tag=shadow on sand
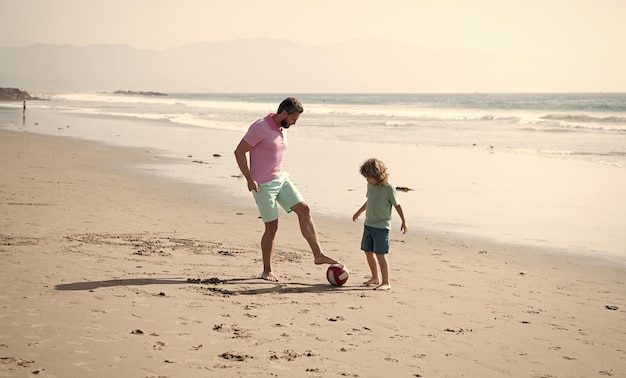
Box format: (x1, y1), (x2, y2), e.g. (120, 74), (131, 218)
(55, 277), (370, 295)
(54, 278), (188, 291)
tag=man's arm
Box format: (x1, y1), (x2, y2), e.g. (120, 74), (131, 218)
(234, 139), (259, 192)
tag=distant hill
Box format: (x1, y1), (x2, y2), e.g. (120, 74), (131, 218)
(0, 40), (622, 93)
(0, 87), (37, 101)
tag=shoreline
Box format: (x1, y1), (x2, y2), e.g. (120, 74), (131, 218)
(1, 123), (621, 267)
(1, 129), (625, 377)
(3, 102), (626, 261)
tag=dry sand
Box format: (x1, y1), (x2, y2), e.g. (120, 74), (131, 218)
(1, 129), (624, 377)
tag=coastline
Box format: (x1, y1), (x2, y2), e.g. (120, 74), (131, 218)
(1, 127), (625, 376)
(4, 102), (626, 260)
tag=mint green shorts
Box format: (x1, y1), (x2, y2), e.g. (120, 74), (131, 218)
(252, 173), (303, 223)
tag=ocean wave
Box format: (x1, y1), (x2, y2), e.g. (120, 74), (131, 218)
(381, 114), (520, 126)
(520, 126), (578, 133)
(539, 149), (577, 155)
(58, 106), (248, 132)
(523, 121), (626, 133)
(521, 124), (612, 133)
(40, 92), (626, 169)
(542, 113), (626, 124)
(513, 148), (626, 163)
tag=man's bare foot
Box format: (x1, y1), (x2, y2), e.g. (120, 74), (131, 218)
(314, 253), (339, 265)
(261, 271), (279, 282)
(374, 284), (391, 291)
(362, 278), (380, 286)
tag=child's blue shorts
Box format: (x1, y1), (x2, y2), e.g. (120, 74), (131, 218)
(360, 225), (390, 254)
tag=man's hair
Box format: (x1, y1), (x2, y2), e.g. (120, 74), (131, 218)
(277, 97), (304, 115)
(360, 158), (389, 185)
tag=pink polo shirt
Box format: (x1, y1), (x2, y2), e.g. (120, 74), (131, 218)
(243, 113), (287, 184)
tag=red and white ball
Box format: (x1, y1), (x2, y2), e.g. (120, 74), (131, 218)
(326, 264), (349, 286)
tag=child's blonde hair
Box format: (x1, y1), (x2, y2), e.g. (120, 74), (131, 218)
(359, 158), (389, 185)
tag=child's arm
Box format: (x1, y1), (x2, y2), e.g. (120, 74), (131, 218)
(394, 204), (407, 234)
(353, 202), (367, 222)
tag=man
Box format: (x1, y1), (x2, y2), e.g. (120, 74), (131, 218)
(234, 97), (339, 281)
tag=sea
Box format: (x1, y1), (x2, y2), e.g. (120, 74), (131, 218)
(1, 92), (625, 262)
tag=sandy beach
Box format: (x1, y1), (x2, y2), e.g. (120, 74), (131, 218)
(1, 128), (625, 377)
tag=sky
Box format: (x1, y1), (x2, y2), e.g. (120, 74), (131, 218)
(1, 0), (625, 92)
(2, 0), (624, 59)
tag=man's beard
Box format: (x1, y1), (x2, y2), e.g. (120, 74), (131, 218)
(281, 119), (290, 129)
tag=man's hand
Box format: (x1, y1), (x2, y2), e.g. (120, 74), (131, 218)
(247, 179), (259, 192)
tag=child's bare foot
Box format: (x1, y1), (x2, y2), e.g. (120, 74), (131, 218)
(374, 284), (391, 291)
(362, 278), (380, 286)
(261, 271), (279, 282)
(314, 253), (339, 265)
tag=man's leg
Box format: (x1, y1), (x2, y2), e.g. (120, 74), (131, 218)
(290, 202), (339, 265)
(261, 220), (279, 281)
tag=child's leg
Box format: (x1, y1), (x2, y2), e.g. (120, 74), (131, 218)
(374, 253), (391, 290)
(363, 251), (379, 285)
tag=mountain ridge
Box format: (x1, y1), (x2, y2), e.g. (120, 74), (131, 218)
(0, 39), (622, 93)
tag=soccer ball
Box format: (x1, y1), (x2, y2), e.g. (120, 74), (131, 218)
(326, 264), (349, 286)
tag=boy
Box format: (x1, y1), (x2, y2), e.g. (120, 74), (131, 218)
(353, 158), (407, 290)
